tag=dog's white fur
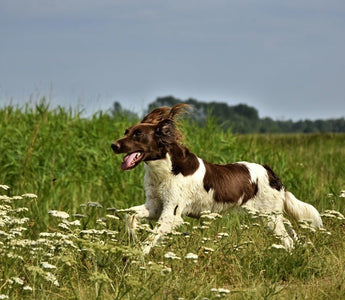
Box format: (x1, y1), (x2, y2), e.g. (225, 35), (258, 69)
(124, 154), (322, 254)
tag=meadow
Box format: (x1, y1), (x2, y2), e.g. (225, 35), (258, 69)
(0, 102), (344, 299)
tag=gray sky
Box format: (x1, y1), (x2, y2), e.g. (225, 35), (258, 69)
(1, 0), (345, 120)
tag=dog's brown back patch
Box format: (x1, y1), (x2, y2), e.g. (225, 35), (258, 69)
(203, 162), (258, 203)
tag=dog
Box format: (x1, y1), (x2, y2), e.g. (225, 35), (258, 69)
(111, 104), (323, 254)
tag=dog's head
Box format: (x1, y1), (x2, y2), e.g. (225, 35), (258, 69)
(111, 104), (190, 170)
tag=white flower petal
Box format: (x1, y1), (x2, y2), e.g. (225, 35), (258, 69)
(21, 193), (37, 199)
(48, 210), (70, 219)
(271, 244), (287, 250)
(185, 253), (198, 260)
(41, 261), (57, 269)
(164, 252), (181, 260)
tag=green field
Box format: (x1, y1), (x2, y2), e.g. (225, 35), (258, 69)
(1, 103), (344, 299)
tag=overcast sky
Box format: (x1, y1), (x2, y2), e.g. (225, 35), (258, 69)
(1, 0), (345, 120)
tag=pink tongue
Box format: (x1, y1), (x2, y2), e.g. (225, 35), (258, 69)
(121, 152), (139, 170)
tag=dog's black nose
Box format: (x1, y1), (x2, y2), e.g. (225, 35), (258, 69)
(111, 142), (120, 153)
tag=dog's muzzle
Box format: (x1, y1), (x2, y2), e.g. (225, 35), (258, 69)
(111, 142), (121, 153)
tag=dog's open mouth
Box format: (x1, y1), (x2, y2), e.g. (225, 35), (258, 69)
(121, 152), (144, 170)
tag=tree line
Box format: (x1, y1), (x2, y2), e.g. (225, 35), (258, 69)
(112, 96), (345, 134)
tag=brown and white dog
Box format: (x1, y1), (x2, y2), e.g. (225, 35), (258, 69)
(111, 104), (322, 254)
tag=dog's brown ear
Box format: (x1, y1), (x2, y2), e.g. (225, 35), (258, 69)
(155, 119), (180, 144)
(141, 103), (191, 124)
(141, 106), (171, 124)
(168, 103), (191, 120)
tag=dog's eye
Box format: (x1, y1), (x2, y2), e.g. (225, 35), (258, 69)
(133, 130), (142, 136)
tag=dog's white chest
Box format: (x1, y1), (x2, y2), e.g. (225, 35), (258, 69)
(144, 155), (227, 217)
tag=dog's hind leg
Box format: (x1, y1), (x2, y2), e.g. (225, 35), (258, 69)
(267, 214), (294, 250)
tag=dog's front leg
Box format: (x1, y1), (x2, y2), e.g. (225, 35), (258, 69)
(142, 204), (184, 255)
(123, 203), (162, 242)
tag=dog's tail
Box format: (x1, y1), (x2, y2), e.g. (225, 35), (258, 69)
(284, 191), (323, 228)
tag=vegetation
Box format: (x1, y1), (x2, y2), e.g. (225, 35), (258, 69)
(143, 96), (345, 133)
(1, 101), (345, 299)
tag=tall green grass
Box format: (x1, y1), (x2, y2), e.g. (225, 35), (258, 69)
(1, 102), (344, 299)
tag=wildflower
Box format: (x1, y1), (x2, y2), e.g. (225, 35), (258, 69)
(164, 251), (181, 260)
(185, 253), (198, 260)
(61, 239), (77, 249)
(339, 190), (345, 198)
(321, 210), (345, 220)
(271, 244), (287, 250)
(58, 223), (70, 230)
(202, 237), (211, 243)
(12, 277), (24, 285)
(21, 193), (37, 199)
(13, 207), (28, 212)
(6, 252), (24, 261)
(217, 232), (229, 238)
(9, 230), (23, 237)
(299, 221), (316, 232)
(0, 230), (9, 237)
(80, 229), (99, 235)
(23, 286), (33, 292)
(136, 223), (153, 232)
(106, 214), (120, 220)
(0, 185), (10, 190)
(68, 220), (81, 226)
(41, 262), (57, 270)
(39, 232), (72, 240)
(202, 247), (214, 254)
(161, 266), (172, 275)
(87, 202), (103, 208)
(319, 227), (332, 235)
(243, 206), (259, 216)
(200, 212), (222, 220)
(72, 213), (86, 218)
(45, 272), (59, 286)
(96, 218), (107, 227)
(193, 225), (209, 230)
(7, 216), (30, 226)
(48, 210), (70, 219)
(211, 288), (230, 295)
(0, 295), (9, 299)
(182, 232), (191, 239)
(217, 288), (230, 294)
